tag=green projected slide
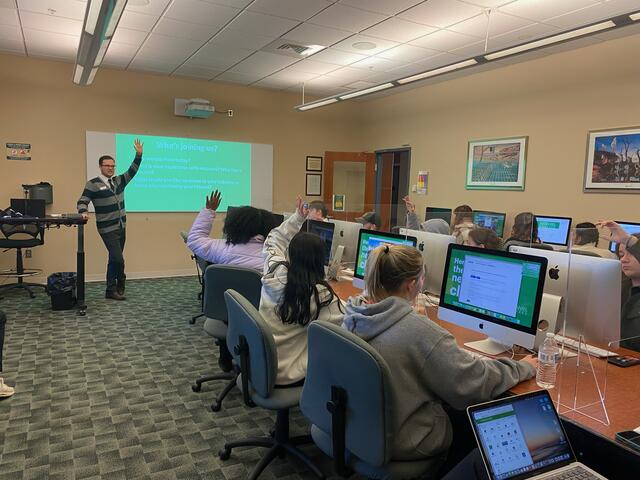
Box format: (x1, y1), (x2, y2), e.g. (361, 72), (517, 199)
(443, 249), (541, 328)
(115, 133), (251, 212)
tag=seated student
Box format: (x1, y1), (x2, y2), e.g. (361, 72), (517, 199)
(466, 227), (503, 250)
(187, 189), (277, 270)
(402, 196), (451, 234)
(355, 211), (380, 231)
(342, 244), (536, 468)
(261, 196), (344, 386)
(451, 205), (475, 244)
(502, 212), (551, 251)
(599, 220), (640, 352)
(307, 200), (328, 222)
(571, 222), (617, 259)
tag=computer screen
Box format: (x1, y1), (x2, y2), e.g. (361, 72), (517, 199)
(399, 228), (455, 295)
(536, 215), (572, 246)
(304, 220), (335, 266)
(609, 221), (640, 252)
(469, 391), (574, 480)
(473, 211), (506, 237)
(425, 207), (452, 224)
(354, 229), (417, 279)
(10, 198), (46, 218)
(329, 219), (363, 265)
(438, 244), (547, 352)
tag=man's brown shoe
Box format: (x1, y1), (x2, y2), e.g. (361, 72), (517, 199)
(105, 291), (126, 300)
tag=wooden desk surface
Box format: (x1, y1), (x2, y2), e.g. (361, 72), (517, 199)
(331, 280), (640, 444)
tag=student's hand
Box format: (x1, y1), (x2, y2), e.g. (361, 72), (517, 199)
(597, 220), (631, 245)
(296, 196), (308, 217)
(402, 196), (416, 213)
(521, 355), (538, 373)
(206, 190), (222, 211)
(134, 138), (144, 155)
(81, 213), (89, 220)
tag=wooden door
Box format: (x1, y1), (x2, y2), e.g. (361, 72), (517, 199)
(323, 151), (376, 222)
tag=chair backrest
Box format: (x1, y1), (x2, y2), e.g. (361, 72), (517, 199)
(203, 265), (262, 321)
(300, 321), (392, 468)
(0, 222), (42, 240)
(224, 289), (278, 399)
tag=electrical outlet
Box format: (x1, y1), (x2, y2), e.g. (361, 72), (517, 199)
(227, 109), (233, 117)
(25, 249), (32, 258)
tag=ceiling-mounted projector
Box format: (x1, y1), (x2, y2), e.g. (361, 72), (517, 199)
(174, 98), (215, 118)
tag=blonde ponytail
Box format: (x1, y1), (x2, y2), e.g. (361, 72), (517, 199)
(365, 245), (423, 302)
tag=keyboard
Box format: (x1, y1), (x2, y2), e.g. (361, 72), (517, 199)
(544, 465), (601, 479)
(552, 334), (618, 358)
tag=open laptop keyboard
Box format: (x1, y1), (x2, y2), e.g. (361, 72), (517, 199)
(545, 465), (600, 479)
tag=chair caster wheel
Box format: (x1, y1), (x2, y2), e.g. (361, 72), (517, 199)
(211, 402), (221, 412)
(218, 448), (231, 460)
(192, 384), (201, 392)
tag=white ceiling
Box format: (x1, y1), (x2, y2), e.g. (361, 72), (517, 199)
(1, 0), (639, 97)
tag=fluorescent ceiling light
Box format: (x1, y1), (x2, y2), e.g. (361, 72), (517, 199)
(297, 98), (339, 111)
(397, 59), (478, 85)
(94, 40), (110, 66)
(338, 83), (394, 100)
(88, 67), (99, 84)
(73, 65), (84, 84)
(85, 0), (102, 35)
(485, 20), (615, 60)
(105, 0), (127, 37)
(630, 12), (640, 21)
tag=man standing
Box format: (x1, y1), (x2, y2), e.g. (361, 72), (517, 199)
(77, 139), (143, 300)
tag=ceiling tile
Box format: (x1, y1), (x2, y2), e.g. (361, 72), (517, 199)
(331, 34), (399, 55)
(376, 43), (440, 62)
(285, 22), (352, 46)
(0, 40), (25, 54)
(215, 70), (264, 85)
(226, 10), (299, 38)
(308, 3), (388, 33)
(0, 7), (19, 26)
(448, 11), (534, 38)
(448, 40), (486, 58)
(487, 22), (559, 51)
(462, 0), (514, 6)
(230, 50), (299, 76)
(125, 0), (171, 16)
(103, 42), (138, 67)
(338, 0), (423, 16)
(20, 10), (82, 36)
(286, 58), (340, 74)
(118, 10), (159, 31)
(190, 43), (253, 69)
(499, 0), (600, 22)
(398, 0), (483, 28)
(350, 55), (405, 72)
(0, 0), (16, 7)
(0, 24), (21, 41)
(259, 68), (318, 85)
(174, 63), (221, 79)
(0, 24), (24, 54)
(17, 0), (86, 20)
(307, 46), (367, 65)
(209, 29), (275, 50)
(165, 0), (240, 27)
(111, 27), (148, 47)
(344, 79), (376, 89)
(129, 59), (178, 74)
(202, 0), (253, 8)
(361, 17), (437, 43)
(323, 65), (369, 83)
(142, 33), (201, 56)
(542, 0), (640, 29)
(411, 51), (464, 69)
(410, 28), (481, 52)
(248, 0), (333, 21)
(23, 28), (79, 59)
(153, 17), (220, 42)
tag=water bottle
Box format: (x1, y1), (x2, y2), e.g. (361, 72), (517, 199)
(536, 333), (560, 389)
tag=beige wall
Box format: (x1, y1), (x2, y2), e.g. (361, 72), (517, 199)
(360, 33), (640, 237)
(0, 54), (363, 280)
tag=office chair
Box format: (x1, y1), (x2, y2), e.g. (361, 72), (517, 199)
(191, 265), (262, 412)
(0, 222), (46, 298)
(300, 321), (443, 479)
(219, 290), (323, 480)
(179, 230), (209, 324)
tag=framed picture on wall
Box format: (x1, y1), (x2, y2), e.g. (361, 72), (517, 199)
(306, 173), (322, 196)
(332, 194), (345, 211)
(465, 136), (528, 190)
(584, 126), (640, 193)
(306, 156), (323, 172)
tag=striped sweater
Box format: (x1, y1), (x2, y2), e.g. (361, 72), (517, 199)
(77, 154), (142, 234)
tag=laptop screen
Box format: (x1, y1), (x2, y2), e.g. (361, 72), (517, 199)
(469, 391), (574, 480)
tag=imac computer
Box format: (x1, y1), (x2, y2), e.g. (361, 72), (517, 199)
(329, 219), (363, 266)
(399, 228), (456, 295)
(535, 215), (572, 246)
(353, 229), (417, 290)
(303, 220), (335, 266)
(425, 207), (452, 224)
(473, 211), (506, 237)
(509, 246), (621, 344)
(438, 244), (547, 355)
(608, 221), (640, 252)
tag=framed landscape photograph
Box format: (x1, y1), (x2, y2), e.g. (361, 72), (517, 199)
(584, 127), (640, 193)
(466, 137), (528, 190)
(306, 155), (323, 172)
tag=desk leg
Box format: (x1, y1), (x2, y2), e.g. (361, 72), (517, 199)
(77, 224), (86, 315)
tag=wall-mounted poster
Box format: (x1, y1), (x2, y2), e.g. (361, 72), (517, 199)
(584, 127), (640, 193)
(466, 137), (527, 190)
(332, 194), (345, 211)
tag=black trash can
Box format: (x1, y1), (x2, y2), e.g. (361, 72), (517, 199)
(47, 272), (77, 310)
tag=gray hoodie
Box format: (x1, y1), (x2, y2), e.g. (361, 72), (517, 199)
(343, 296), (535, 461)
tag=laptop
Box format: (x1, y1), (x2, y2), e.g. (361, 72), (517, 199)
(468, 390), (607, 480)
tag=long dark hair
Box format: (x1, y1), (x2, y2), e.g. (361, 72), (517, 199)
(511, 212), (539, 242)
(224, 206), (265, 245)
(468, 227), (502, 249)
(273, 232), (342, 326)
(452, 204), (473, 227)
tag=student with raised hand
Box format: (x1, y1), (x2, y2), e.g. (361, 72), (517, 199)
(402, 196), (450, 234)
(307, 200), (328, 222)
(342, 244), (537, 468)
(261, 196), (344, 386)
(466, 227), (503, 250)
(451, 204), (475, 244)
(570, 222), (617, 259)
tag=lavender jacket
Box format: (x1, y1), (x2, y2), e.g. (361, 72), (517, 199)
(187, 209), (265, 271)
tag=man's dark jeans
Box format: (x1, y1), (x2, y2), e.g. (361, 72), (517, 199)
(100, 228), (126, 294)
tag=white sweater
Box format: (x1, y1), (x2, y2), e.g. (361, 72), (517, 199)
(259, 210), (344, 385)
